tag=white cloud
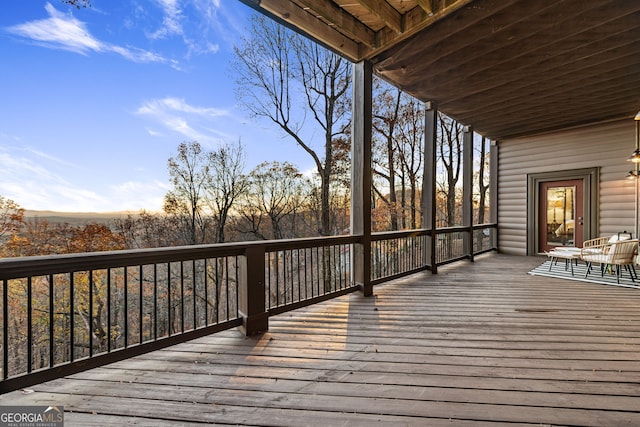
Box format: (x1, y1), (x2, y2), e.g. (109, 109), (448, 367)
(149, 0), (225, 58)
(0, 147), (108, 211)
(0, 146), (166, 212)
(135, 97), (231, 143)
(108, 180), (170, 212)
(150, 0), (184, 40)
(5, 2), (176, 67)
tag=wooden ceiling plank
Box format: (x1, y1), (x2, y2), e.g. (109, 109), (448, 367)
(407, 3), (639, 98)
(431, 29), (639, 111)
(374, 0), (527, 72)
(353, 0), (403, 33)
(457, 79), (640, 138)
(380, 0), (626, 91)
(258, 0), (362, 60)
(294, 0), (377, 48)
(436, 32), (639, 112)
(481, 92), (640, 140)
(370, 0), (477, 59)
(466, 84), (640, 135)
(445, 63), (640, 124)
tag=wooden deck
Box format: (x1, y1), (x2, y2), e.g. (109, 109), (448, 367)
(3, 253), (640, 426)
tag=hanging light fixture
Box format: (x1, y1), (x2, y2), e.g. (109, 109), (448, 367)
(628, 111), (640, 162)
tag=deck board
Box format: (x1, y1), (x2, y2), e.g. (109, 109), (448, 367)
(3, 253), (640, 426)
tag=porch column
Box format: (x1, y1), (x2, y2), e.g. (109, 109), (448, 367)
(422, 101), (438, 274)
(490, 140), (499, 249)
(238, 245), (268, 336)
(351, 60), (373, 296)
(462, 125), (474, 261)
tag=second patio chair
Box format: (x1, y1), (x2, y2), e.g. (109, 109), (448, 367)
(580, 239), (639, 284)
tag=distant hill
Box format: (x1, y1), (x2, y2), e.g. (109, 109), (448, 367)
(23, 210), (136, 225)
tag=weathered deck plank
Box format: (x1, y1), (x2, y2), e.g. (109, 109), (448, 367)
(2, 253), (640, 426)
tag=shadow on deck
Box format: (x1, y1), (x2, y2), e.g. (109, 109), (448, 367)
(2, 253), (640, 426)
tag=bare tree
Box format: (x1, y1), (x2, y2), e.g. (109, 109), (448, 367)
(476, 136), (490, 224)
(437, 113), (463, 226)
(395, 95), (424, 229)
(164, 141), (210, 245)
(206, 141), (248, 243)
(372, 82), (402, 231)
(239, 161), (308, 240)
(233, 15), (351, 236)
(0, 195), (24, 244)
(62, 0), (91, 8)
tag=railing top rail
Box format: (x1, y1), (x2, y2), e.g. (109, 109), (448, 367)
(436, 223), (498, 234)
(0, 234), (363, 280)
(262, 235), (361, 252)
(371, 229), (430, 241)
(370, 223), (497, 240)
(0, 225), (498, 280)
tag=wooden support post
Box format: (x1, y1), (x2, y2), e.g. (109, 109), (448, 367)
(462, 125), (474, 261)
(490, 140), (499, 249)
(238, 245), (268, 336)
(351, 60), (373, 296)
(422, 101), (438, 273)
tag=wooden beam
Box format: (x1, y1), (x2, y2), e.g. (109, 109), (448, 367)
(462, 126), (474, 261)
(238, 246), (268, 336)
(294, 0), (377, 47)
(368, 0), (475, 59)
(353, 0), (403, 33)
(422, 101), (438, 274)
(258, 0), (362, 61)
(351, 60), (373, 296)
(415, 0), (434, 15)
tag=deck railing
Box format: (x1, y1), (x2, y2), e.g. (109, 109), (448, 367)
(0, 224), (496, 393)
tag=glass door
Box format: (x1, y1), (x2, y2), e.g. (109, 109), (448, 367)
(539, 179), (584, 252)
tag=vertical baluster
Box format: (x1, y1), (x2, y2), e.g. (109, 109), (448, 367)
(203, 259), (208, 326)
(214, 259), (219, 324)
(49, 274), (54, 367)
(275, 252), (280, 306)
(282, 251), (291, 304)
(309, 248), (314, 298)
(167, 263), (172, 336)
(2, 279), (7, 379)
(69, 273), (75, 362)
(27, 276), (32, 373)
(139, 265), (143, 344)
(107, 269), (111, 352)
(192, 259), (197, 330)
(266, 252), (271, 310)
(153, 264), (157, 340)
(124, 267), (128, 348)
(339, 244), (343, 289)
(304, 248), (309, 299)
(297, 248), (301, 302)
(233, 255), (238, 319)
(89, 271), (93, 357)
(180, 262), (185, 333)
(224, 257), (231, 320)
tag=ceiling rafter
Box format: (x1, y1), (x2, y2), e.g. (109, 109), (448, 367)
(294, 0), (377, 48)
(257, 0), (361, 60)
(414, 0), (434, 14)
(352, 0), (404, 33)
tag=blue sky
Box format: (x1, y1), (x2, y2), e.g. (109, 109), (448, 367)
(0, 1), (308, 212)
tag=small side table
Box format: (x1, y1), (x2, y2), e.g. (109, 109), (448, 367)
(546, 248), (582, 276)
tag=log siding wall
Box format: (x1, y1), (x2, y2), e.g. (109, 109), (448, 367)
(498, 119), (636, 255)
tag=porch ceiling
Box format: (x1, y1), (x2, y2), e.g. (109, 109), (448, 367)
(241, 0), (640, 140)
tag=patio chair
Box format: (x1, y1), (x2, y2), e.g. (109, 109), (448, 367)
(580, 233), (633, 256)
(580, 239), (639, 284)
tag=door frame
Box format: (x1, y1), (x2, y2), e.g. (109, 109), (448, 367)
(527, 168), (599, 255)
